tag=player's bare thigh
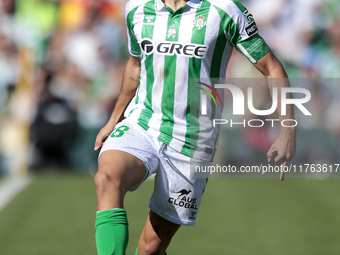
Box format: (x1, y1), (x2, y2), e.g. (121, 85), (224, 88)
(138, 210), (181, 255)
(95, 150), (146, 211)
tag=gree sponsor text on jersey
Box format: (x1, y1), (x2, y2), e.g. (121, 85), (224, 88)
(140, 38), (209, 58)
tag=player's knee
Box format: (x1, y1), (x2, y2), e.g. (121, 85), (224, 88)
(94, 171), (108, 194)
(94, 170), (121, 195)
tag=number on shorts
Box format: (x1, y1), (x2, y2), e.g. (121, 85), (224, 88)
(111, 125), (129, 138)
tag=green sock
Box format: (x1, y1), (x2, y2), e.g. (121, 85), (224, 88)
(135, 248), (167, 255)
(95, 208), (129, 255)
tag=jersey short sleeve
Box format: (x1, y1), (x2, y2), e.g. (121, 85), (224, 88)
(125, 1), (142, 57)
(224, 0), (270, 63)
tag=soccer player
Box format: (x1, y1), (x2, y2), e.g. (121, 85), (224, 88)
(93, 0), (296, 254)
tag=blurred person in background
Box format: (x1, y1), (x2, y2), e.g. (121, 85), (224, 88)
(0, 0), (18, 173)
(26, 0), (127, 170)
(30, 67), (78, 167)
(0, 0), (17, 114)
(0, 35), (17, 115)
(0, 0), (16, 41)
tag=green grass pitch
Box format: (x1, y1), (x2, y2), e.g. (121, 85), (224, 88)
(0, 173), (339, 255)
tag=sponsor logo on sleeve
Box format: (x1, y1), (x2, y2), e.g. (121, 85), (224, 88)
(245, 22), (258, 37)
(243, 10), (258, 37)
(243, 10), (254, 23)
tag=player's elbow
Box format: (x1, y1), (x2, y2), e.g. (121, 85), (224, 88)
(256, 52), (288, 79)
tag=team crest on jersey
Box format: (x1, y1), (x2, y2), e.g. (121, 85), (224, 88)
(167, 24), (176, 38)
(145, 15), (155, 23)
(193, 15), (207, 30)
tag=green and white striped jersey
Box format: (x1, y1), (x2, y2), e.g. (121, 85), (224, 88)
(124, 0), (269, 161)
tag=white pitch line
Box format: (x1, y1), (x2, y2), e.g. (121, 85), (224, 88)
(0, 176), (32, 211)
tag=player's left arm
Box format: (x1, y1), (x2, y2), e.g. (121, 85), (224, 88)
(226, 0), (296, 180)
(254, 51), (297, 181)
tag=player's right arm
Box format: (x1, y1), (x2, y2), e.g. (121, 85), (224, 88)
(94, 55), (141, 151)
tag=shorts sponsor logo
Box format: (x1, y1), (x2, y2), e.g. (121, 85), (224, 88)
(139, 38), (209, 59)
(174, 189), (192, 199)
(168, 189), (198, 210)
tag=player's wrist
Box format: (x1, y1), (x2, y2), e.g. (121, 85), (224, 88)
(279, 126), (296, 136)
(107, 118), (119, 128)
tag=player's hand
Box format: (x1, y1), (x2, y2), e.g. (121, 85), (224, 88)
(267, 128), (296, 181)
(94, 122), (116, 151)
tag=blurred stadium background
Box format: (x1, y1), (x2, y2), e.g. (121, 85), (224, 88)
(0, 0), (339, 254)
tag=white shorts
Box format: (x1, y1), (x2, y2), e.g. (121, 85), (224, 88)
(99, 118), (210, 226)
